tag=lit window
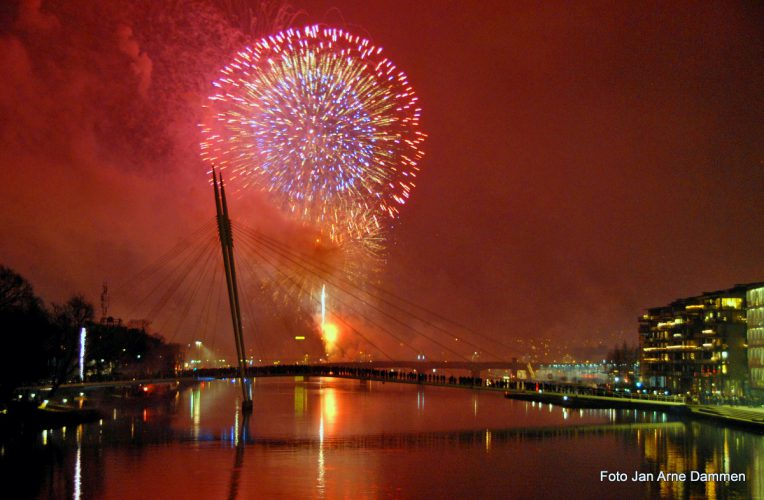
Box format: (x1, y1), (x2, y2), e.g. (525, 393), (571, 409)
(721, 298), (742, 309)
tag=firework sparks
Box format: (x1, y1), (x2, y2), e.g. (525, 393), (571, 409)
(200, 24), (426, 244)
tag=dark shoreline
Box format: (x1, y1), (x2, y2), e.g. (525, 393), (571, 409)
(0, 401), (101, 441)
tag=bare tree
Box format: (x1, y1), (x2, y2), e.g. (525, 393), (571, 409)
(47, 295), (94, 395)
(0, 265), (41, 313)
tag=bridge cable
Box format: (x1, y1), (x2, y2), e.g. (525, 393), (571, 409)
(239, 225), (512, 359)
(143, 235), (218, 329)
(227, 244), (270, 362)
(154, 236), (220, 344)
(233, 225), (456, 361)
(234, 225), (480, 360)
(115, 219), (217, 310)
(233, 230), (396, 361)
(233, 229), (396, 361)
(121, 219), (217, 323)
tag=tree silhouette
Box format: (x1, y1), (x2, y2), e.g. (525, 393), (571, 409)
(0, 266), (50, 403)
(47, 295), (94, 395)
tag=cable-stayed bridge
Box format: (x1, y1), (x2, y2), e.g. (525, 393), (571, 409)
(112, 170), (520, 407)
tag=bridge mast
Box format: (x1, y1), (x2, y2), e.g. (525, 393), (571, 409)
(212, 168), (253, 411)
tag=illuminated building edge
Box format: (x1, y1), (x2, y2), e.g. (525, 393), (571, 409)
(638, 282), (764, 398)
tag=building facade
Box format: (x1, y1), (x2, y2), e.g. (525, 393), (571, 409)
(638, 283), (764, 398)
(747, 285), (764, 394)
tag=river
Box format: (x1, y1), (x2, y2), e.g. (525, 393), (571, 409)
(3, 377), (762, 499)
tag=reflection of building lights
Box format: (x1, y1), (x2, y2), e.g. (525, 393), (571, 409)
(234, 407), (239, 446)
(294, 383), (307, 417)
(190, 387), (201, 438)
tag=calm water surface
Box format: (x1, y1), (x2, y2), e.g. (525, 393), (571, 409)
(4, 377), (763, 499)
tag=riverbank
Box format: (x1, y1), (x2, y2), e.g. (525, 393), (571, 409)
(504, 389), (686, 412)
(504, 389), (764, 431)
(0, 401), (101, 439)
(688, 404), (764, 430)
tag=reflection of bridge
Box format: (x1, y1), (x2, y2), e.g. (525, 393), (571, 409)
(232, 421), (690, 450)
(91, 417), (689, 450)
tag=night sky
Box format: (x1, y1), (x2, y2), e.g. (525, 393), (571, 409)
(1, 1), (763, 360)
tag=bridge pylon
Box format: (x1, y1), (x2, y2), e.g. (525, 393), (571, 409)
(212, 168), (253, 412)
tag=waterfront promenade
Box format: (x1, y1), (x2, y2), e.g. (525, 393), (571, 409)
(689, 405), (764, 427)
(503, 389), (764, 431)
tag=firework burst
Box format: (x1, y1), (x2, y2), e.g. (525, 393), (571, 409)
(200, 24), (426, 244)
